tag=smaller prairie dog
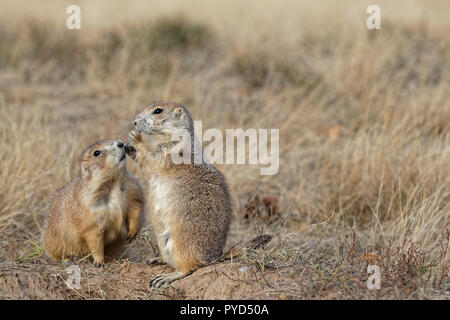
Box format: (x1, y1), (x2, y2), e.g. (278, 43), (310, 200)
(43, 139), (144, 266)
(127, 102), (232, 288)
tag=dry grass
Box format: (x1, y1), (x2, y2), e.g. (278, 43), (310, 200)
(0, 0), (449, 299)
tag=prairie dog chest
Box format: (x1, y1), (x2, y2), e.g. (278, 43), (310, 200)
(149, 175), (175, 263)
(108, 184), (127, 215)
(94, 183), (128, 228)
(149, 175), (174, 219)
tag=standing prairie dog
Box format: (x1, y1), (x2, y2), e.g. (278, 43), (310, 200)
(126, 102), (232, 288)
(43, 139), (144, 266)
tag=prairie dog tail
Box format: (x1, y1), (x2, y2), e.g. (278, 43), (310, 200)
(219, 234), (273, 261)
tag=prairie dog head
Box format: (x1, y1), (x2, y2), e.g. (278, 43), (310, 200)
(133, 102), (194, 138)
(80, 139), (126, 179)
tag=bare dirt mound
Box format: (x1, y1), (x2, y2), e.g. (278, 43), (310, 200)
(0, 230), (289, 300)
(0, 258), (296, 300)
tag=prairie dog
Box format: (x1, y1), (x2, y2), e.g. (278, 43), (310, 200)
(43, 139), (144, 266)
(127, 102), (232, 287)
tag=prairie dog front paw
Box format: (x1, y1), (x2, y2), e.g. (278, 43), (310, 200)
(124, 143), (137, 160)
(128, 130), (142, 143)
(127, 224), (139, 242)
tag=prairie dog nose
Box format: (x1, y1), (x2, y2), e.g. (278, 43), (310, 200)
(117, 141), (124, 148)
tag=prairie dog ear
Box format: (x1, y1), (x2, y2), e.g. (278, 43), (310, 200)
(174, 107), (184, 118)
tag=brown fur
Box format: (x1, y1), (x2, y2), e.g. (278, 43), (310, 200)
(127, 102), (232, 287)
(43, 139), (144, 266)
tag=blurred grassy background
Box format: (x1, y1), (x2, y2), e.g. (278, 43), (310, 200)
(0, 0), (448, 299)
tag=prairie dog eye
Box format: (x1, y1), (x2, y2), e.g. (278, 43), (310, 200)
(153, 108), (163, 114)
(93, 150), (101, 157)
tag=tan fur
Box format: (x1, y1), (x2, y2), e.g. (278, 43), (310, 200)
(127, 102), (232, 287)
(43, 139), (144, 266)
